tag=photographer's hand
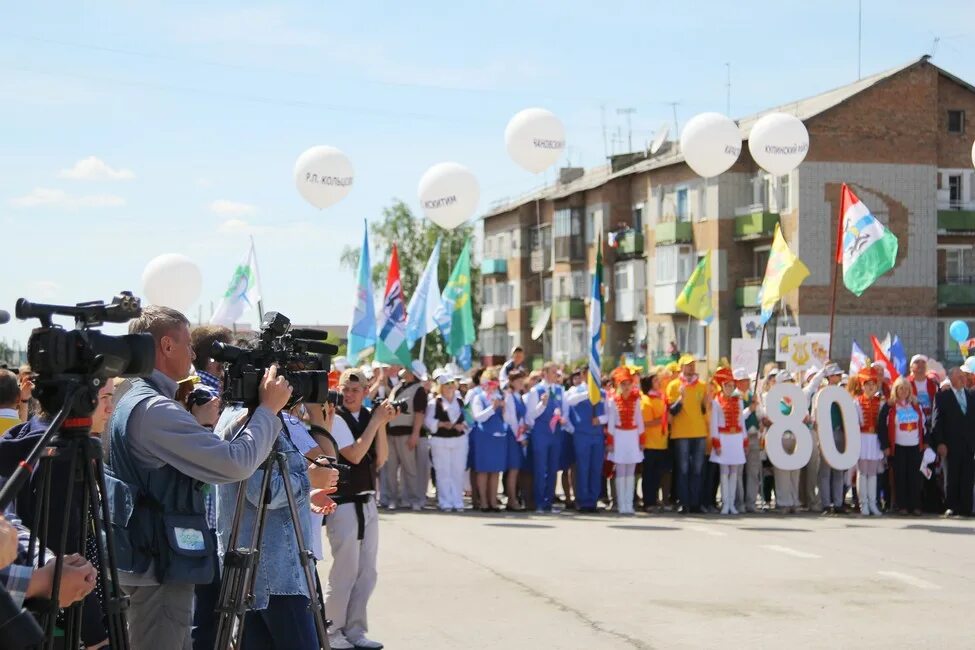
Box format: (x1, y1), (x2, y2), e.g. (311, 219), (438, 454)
(309, 490), (337, 515)
(0, 516), (18, 569)
(308, 463), (340, 492)
(376, 401), (397, 424)
(28, 554), (96, 607)
(259, 365), (293, 414)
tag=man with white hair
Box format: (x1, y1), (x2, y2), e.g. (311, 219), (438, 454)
(908, 355), (938, 431)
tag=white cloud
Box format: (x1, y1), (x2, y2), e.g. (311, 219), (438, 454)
(9, 188), (125, 209)
(210, 200), (258, 217)
(59, 156), (135, 181)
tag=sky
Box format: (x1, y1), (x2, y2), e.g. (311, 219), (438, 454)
(1, 1), (974, 347)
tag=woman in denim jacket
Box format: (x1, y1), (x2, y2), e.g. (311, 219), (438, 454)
(216, 408), (319, 649)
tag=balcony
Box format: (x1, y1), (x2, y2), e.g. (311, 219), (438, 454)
(481, 258), (507, 276)
(478, 308), (508, 330)
(654, 220), (692, 246)
(937, 210), (975, 233)
(938, 277), (975, 307)
(613, 228), (644, 258)
(530, 248), (551, 273)
(734, 208), (779, 240)
(553, 299), (586, 320)
(735, 278), (763, 309)
(614, 289), (641, 322)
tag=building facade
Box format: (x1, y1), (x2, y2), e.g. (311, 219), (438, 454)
(479, 56), (975, 369)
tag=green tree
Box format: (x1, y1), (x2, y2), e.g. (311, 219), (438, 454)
(340, 199), (479, 369)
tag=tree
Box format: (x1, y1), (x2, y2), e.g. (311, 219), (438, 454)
(340, 199), (479, 369)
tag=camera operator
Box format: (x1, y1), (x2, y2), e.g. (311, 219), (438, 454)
(106, 306), (292, 649)
(214, 396), (340, 649)
(190, 325), (232, 393)
(325, 368), (393, 650)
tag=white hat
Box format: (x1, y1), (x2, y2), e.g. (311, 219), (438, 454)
(824, 363), (843, 377)
(767, 368), (780, 377)
(432, 367), (457, 385)
(399, 360), (429, 382)
(910, 354), (928, 366)
(732, 368), (749, 381)
(333, 356), (350, 372)
(804, 367), (820, 382)
(360, 365), (374, 381)
(778, 371), (795, 383)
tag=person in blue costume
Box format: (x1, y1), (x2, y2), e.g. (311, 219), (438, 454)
(523, 363), (570, 513)
(471, 367), (508, 511)
(566, 368), (608, 513)
(502, 369), (529, 511)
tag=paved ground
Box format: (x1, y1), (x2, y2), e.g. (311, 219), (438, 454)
(319, 509), (975, 649)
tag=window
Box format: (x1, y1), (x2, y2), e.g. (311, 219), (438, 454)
(555, 321), (571, 361)
(754, 246), (771, 278)
(949, 174), (963, 207)
(676, 188), (689, 222)
(633, 203), (645, 230)
(484, 236), (495, 259)
(483, 283), (495, 308)
(497, 232), (509, 257)
(543, 278), (553, 302)
(779, 174), (791, 212)
(554, 209), (571, 238)
(571, 322), (586, 360)
(948, 110), (965, 134)
(764, 176), (775, 211)
(572, 271), (587, 298)
(509, 228), (521, 254)
(696, 185), (707, 221)
(655, 245), (694, 285)
(615, 264), (630, 291)
(946, 247), (974, 282)
(585, 208), (603, 244)
(676, 322), (706, 358)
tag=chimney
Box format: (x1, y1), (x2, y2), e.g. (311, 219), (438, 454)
(559, 167), (584, 185)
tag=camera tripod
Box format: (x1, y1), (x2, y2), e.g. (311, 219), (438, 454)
(213, 413), (330, 650)
(0, 379), (130, 650)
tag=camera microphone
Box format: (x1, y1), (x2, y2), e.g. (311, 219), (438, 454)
(0, 310), (9, 325)
(289, 328), (329, 341)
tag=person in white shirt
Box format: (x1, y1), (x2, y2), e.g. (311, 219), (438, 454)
(424, 369), (468, 512)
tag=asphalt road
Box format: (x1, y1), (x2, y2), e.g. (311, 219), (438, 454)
(319, 509), (975, 649)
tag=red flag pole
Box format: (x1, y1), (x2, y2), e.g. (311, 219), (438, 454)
(827, 185), (847, 359)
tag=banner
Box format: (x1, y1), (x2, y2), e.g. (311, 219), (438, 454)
(785, 333), (830, 374)
(731, 338), (759, 374)
(775, 326), (800, 362)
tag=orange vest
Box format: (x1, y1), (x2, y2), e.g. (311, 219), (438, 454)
(716, 394), (742, 434)
(858, 394), (881, 433)
(614, 388), (640, 430)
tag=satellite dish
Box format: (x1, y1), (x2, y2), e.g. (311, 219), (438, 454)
(649, 123), (670, 155)
(531, 306), (551, 341)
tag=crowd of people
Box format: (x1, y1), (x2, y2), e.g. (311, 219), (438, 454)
(361, 346), (975, 521)
(0, 325), (973, 650)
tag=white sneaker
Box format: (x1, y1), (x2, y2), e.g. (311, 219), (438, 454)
(385, 503), (396, 511)
(349, 635), (384, 649)
(328, 633), (356, 649)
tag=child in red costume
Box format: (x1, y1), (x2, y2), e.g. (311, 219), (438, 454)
(607, 367), (645, 515)
(709, 367), (747, 515)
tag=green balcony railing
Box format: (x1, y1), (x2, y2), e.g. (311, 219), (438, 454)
(654, 221), (692, 246)
(938, 282), (975, 307)
(482, 258), (507, 275)
(735, 282), (762, 309)
(553, 299), (586, 320)
(734, 210), (779, 240)
(616, 229), (644, 256)
(937, 210), (975, 232)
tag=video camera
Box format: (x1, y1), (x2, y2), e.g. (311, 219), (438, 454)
(16, 292), (155, 416)
(212, 311), (340, 409)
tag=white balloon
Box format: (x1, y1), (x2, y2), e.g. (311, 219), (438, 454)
(748, 112), (809, 176)
(418, 162), (480, 230)
(142, 253), (202, 311)
(505, 108), (565, 174)
(294, 145), (354, 209)
(679, 112), (741, 178)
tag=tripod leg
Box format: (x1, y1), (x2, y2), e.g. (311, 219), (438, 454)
(45, 440), (80, 650)
(274, 453), (330, 650)
(88, 446), (132, 650)
(64, 438), (89, 649)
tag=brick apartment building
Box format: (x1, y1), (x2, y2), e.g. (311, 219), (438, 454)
(478, 56), (975, 370)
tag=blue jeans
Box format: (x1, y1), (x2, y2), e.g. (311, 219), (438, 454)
(242, 595), (319, 649)
(573, 432), (605, 509)
(531, 430), (561, 510)
(641, 449), (670, 507)
(673, 438), (706, 509)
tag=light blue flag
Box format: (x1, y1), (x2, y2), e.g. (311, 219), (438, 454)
(457, 345), (472, 371)
(347, 222), (377, 362)
(405, 238), (442, 349)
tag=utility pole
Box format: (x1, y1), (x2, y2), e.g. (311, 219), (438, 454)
(617, 107), (637, 153)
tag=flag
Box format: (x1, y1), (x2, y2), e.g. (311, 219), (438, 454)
(457, 344), (473, 371)
(347, 222), (377, 362)
(435, 239), (476, 356)
(675, 251), (713, 324)
(757, 224), (810, 324)
(375, 245), (412, 367)
(871, 334), (899, 381)
(587, 234), (605, 404)
(405, 237), (443, 349)
(849, 339), (869, 376)
(838, 184), (898, 296)
(211, 241), (261, 327)
(889, 335), (908, 377)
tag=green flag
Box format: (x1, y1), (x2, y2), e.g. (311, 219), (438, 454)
(435, 239), (476, 356)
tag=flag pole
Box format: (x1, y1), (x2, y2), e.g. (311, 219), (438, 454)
(250, 235), (265, 322)
(419, 333), (427, 365)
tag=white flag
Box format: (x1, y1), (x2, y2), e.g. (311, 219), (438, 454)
(211, 243), (261, 327)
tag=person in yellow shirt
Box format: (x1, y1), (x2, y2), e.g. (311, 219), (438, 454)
(665, 355), (709, 514)
(0, 370), (23, 435)
(640, 369), (669, 512)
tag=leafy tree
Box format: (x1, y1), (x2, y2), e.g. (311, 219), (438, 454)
(340, 199), (479, 369)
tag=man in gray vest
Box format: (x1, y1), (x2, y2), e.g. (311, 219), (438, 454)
(381, 361), (428, 510)
(107, 306), (292, 649)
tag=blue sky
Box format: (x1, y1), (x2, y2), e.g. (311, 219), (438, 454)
(1, 1), (973, 346)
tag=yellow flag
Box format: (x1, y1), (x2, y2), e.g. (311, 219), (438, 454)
(758, 224), (809, 322)
(675, 251), (713, 324)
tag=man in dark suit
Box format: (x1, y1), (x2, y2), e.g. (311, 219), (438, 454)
(931, 367), (975, 517)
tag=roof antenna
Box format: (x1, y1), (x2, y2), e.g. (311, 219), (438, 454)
(857, 0), (862, 80)
(931, 36), (940, 57)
